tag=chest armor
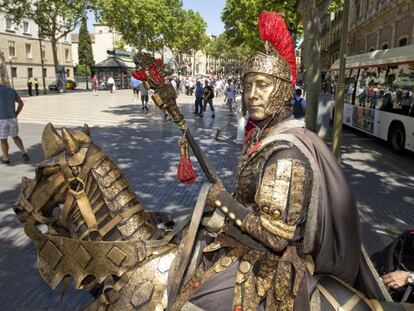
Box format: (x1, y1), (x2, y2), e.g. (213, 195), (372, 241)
(236, 131), (290, 207)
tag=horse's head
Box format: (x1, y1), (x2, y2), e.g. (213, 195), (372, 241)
(14, 123), (93, 231)
(15, 123), (157, 241)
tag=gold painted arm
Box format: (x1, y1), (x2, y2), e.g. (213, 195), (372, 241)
(241, 157), (311, 252)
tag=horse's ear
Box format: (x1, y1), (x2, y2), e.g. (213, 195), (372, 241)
(83, 124), (91, 137)
(42, 123), (65, 159)
(62, 127), (80, 156)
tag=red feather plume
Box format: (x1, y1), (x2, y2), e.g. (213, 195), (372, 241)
(132, 70), (148, 81)
(258, 12), (297, 86)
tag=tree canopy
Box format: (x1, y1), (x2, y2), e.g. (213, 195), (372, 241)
(78, 15), (94, 73)
(92, 0), (207, 55)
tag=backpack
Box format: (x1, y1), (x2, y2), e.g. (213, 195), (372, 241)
(292, 97), (303, 118)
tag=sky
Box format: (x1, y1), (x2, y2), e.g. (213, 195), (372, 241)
(182, 0), (226, 36)
(86, 0), (226, 36)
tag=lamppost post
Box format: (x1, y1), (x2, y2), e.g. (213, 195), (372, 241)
(8, 56), (14, 88)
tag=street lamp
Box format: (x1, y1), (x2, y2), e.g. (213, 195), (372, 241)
(8, 56), (14, 88)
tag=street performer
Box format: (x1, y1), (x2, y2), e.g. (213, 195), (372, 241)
(169, 12), (393, 311)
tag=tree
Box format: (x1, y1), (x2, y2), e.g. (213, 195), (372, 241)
(78, 15), (94, 73)
(94, 0), (176, 53)
(93, 0), (208, 72)
(171, 9), (208, 71)
(3, 0), (87, 75)
(0, 52), (11, 86)
(221, 0), (342, 132)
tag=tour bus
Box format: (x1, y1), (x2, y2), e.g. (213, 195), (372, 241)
(330, 44), (414, 153)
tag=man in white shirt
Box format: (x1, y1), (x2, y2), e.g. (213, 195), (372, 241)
(224, 79), (235, 115)
(107, 76), (115, 93)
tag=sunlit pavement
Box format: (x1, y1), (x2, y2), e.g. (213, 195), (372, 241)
(0, 89), (413, 309)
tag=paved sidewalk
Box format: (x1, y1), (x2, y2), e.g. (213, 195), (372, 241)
(0, 90), (413, 310)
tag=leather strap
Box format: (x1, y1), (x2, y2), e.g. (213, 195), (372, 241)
(75, 191), (99, 234)
(30, 172), (65, 212)
(97, 204), (144, 238)
(316, 283), (341, 310)
(78, 150), (106, 180)
(61, 194), (75, 228)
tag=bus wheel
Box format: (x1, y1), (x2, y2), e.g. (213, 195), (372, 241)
(388, 123), (405, 154)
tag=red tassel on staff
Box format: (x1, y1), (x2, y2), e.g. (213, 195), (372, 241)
(177, 138), (197, 183)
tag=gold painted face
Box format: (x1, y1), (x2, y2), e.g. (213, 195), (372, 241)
(243, 73), (276, 121)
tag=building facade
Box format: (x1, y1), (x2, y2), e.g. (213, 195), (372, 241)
(0, 11), (74, 91)
(320, 11), (343, 78)
(348, 0), (414, 54)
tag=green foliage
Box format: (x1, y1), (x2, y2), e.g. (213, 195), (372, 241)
(93, 0), (207, 55)
(221, 0), (302, 53)
(78, 15), (94, 68)
(75, 63), (90, 75)
(172, 10), (207, 54)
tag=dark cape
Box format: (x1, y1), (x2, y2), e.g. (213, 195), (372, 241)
(286, 127), (390, 301)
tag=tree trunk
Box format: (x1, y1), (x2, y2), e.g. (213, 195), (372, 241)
(51, 37), (60, 75)
(299, 0), (322, 132)
(0, 52), (11, 86)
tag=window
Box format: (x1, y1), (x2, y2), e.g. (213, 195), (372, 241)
(8, 41), (16, 57)
(64, 48), (70, 62)
(42, 68), (47, 77)
(66, 69), (70, 77)
(5, 18), (13, 31)
(41, 46), (46, 60)
(399, 37), (408, 47)
(11, 67), (17, 78)
(26, 44), (32, 59)
(23, 21), (30, 34)
(27, 68), (33, 78)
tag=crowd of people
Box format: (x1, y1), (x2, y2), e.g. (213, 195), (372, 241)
(350, 85), (414, 116)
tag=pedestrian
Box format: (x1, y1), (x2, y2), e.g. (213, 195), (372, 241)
(0, 81), (30, 164)
(131, 76), (140, 102)
(224, 79), (235, 115)
(34, 77), (39, 96)
(139, 80), (149, 111)
(107, 76), (115, 93)
(27, 76), (33, 96)
(358, 85), (366, 107)
(194, 81), (203, 115)
(200, 79), (215, 118)
(91, 74), (99, 96)
(291, 88), (307, 119)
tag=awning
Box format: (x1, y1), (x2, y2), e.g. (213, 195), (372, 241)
(91, 56), (135, 71)
(330, 44), (414, 70)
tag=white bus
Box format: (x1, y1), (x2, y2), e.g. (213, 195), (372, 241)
(330, 44), (414, 153)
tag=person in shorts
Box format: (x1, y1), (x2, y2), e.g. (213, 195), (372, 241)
(91, 74), (99, 96)
(0, 81), (30, 164)
(224, 79), (235, 115)
(139, 81), (149, 111)
(131, 76), (141, 103)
